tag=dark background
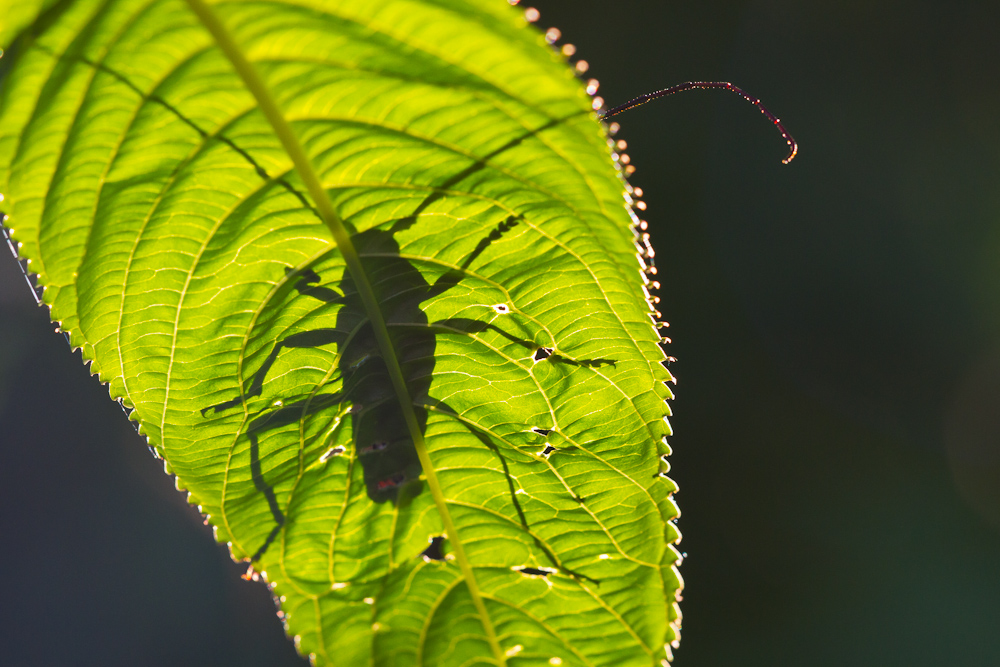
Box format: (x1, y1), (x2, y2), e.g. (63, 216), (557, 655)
(2, 0), (999, 664)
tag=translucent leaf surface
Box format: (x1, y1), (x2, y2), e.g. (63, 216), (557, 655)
(0, 0), (681, 664)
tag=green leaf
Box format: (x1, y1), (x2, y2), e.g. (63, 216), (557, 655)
(0, 0), (681, 664)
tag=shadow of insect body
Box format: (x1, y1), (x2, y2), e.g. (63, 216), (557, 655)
(204, 216), (613, 561)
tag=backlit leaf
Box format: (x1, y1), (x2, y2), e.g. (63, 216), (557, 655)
(0, 1), (681, 664)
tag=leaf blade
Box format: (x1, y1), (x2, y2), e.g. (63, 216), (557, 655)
(0, 1), (681, 664)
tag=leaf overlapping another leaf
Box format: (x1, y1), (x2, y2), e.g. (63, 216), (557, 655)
(0, 0), (682, 664)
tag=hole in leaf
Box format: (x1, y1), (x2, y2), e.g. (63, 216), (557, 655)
(320, 445), (345, 462)
(421, 536), (446, 561)
(541, 444), (556, 457)
(514, 566), (555, 577)
(531, 427), (552, 436)
(506, 644), (524, 657)
(533, 347), (552, 361)
(492, 303), (510, 314)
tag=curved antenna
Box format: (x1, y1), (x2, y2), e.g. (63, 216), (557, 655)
(600, 81), (798, 164)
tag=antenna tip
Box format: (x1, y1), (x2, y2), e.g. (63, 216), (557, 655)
(782, 142), (799, 164)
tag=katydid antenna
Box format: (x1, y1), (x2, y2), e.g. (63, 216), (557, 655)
(601, 81), (798, 164)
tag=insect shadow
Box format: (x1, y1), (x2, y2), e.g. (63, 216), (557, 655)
(16, 50), (618, 574)
(192, 108), (613, 561)
(203, 213), (615, 560)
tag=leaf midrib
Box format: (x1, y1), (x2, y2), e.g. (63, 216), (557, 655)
(180, 0), (506, 664)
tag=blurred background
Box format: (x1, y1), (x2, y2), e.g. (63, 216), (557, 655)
(2, 0), (999, 664)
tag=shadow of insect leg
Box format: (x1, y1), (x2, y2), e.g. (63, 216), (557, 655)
(426, 215), (523, 299)
(286, 266), (343, 303)
(432, 318), (617, 368)
(247, 428), (284, 562)
(202, 328), (347, 416)
(437, 408), (599, 585)
(242, 391), (345, 561)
